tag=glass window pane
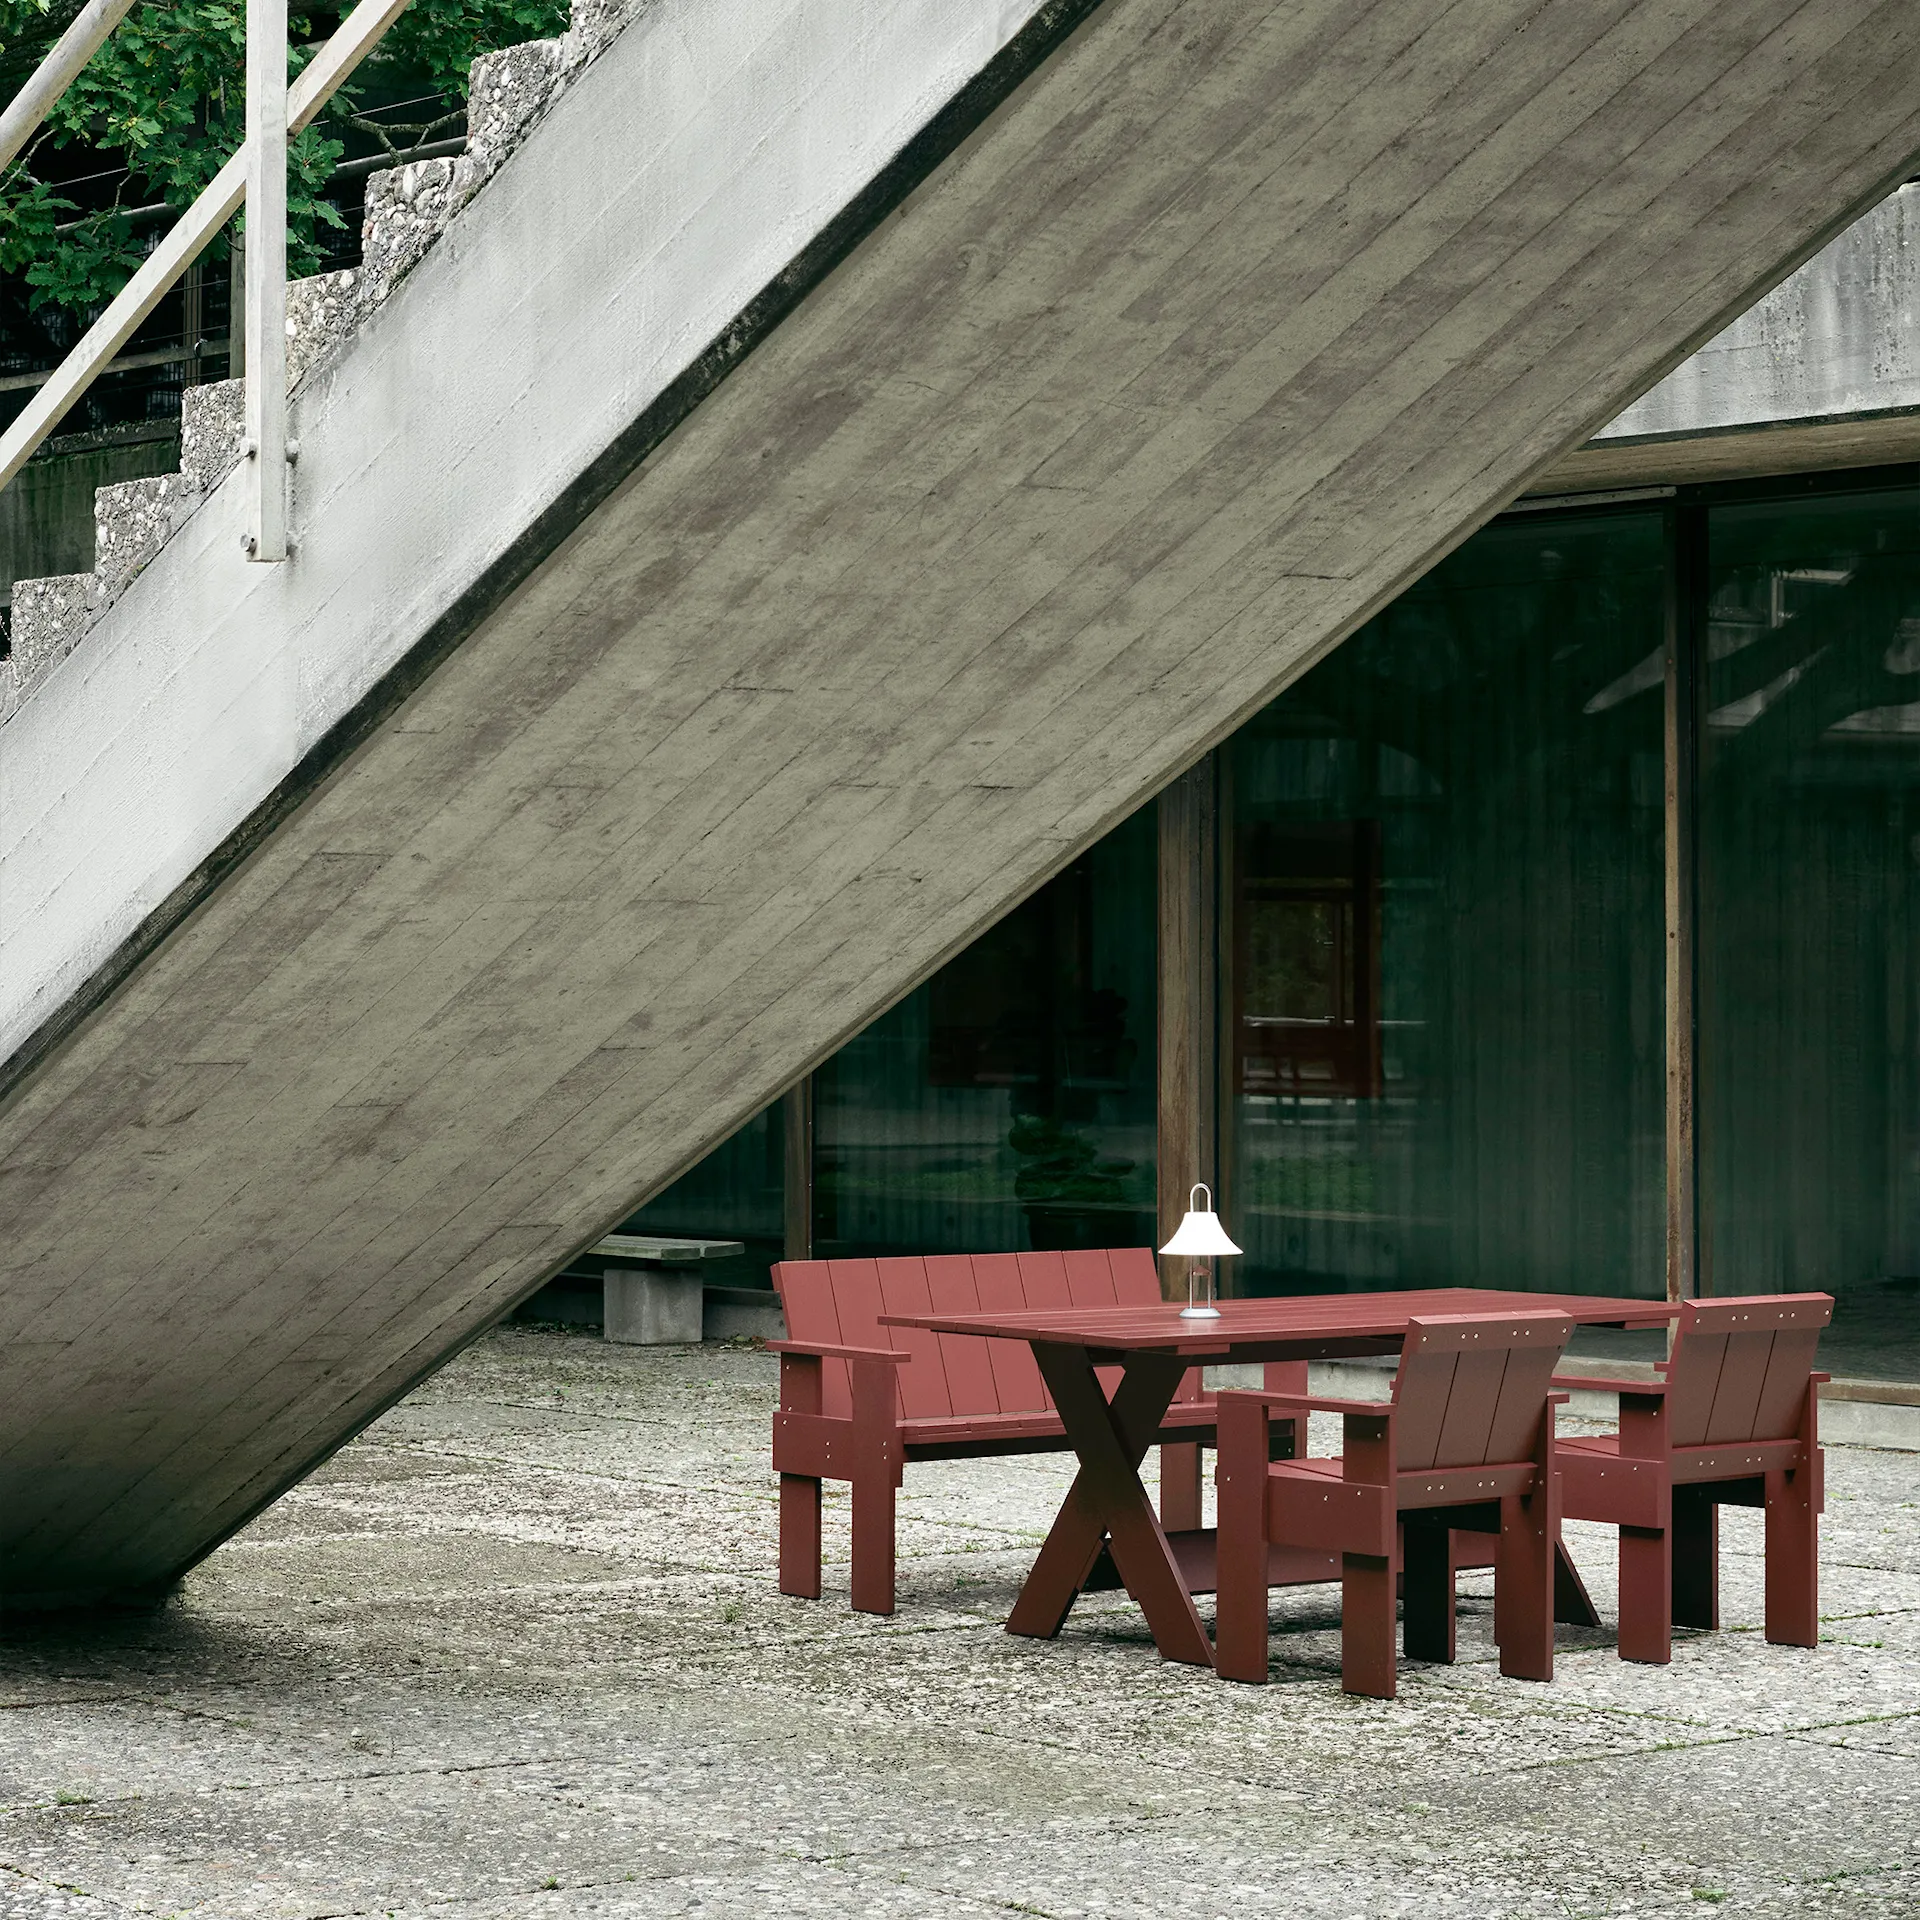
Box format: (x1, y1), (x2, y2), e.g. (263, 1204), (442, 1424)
(1701, 486), (1920, 1379)
(814, 812), (1156, 1256)
(1230, 509), (1666, 1299)
(620, 1102), (787, 1289)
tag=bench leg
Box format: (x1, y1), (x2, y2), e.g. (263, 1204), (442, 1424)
(850, 1468), (897, 1616)
(1495, 1488), (1554, 1683)
(779, 1474), (822, 1600)
(1401, 1517), (1454, 1665)
(1341, 1552), (1396, 1698)
(1158, 1442), (1203, 1533)
(1672, 1487), (1719, 1631)
(1617, 1523), (1671, 1664)
(1764, 1464), (1819, 1648)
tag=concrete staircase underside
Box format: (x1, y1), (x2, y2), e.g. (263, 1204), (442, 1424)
(3, 0), (1919, 1603)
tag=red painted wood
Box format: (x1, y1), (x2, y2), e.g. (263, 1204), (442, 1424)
(1664, 1332), (1728, 1448)
(1672, 1486), (1718, 1630)
(874, 1257), (951, 1421)
(1402, 1516), (1455, 1665)
(1342, 1555), (1397, 1698)
(1011, 1345), (1213, 1666)
(972, 1253), (1050, 1413)
(776, 1346), (824, 1599)
(1558, 1292), (1831, 1664)
(1018, 1250), (1076, 1313)
(848, 1352), (901, 1614)
(1751, 1326), (1826, 1440)
(775, 1262), (850, 1419)
(1433, 1347), (1507, 1467)
(1391, 1352), (1451, 1472)
(1211, 1309), (1573, 1698)
(886, 1288), (1674, 1348)
(1061, 1250), (1128, 1401)
(1213, 1393), (1271, 1684)
(1702, 1327), (1774, 1444)
(1618, 1525), (1671, 1663)
(1483, 1344), (1565, 1464)
(923, 1254), (999, 1418)
(1062, 1247), (1121, 1308)
(1109, 1246), (1162, 1306)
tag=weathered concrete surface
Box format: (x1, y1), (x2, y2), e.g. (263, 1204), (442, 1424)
(0, 0), (1059, 1044)
(1537, 180), (1920, 489)
(1602, 181), (1920, 440)
(6, 0), (1920, 1604)
(0, 1331), (1913, 1917)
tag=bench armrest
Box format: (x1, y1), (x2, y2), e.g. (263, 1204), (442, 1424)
(1551, 1373), (1667, 1396)
(767, 1340), (908, 1365)
(1216, 1387), (1388, 1419)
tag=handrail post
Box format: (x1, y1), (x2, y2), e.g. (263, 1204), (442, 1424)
(244, 0), (289, 562)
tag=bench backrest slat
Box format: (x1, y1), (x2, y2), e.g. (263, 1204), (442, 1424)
(772, 1247), (1170, 1421)
(875, 1256), (952, 1420)
(1664, 1294), (1832, 1446)
(1392, 1312), (1574, 1471)
(973, 1253), (1052, 1413)
(923, 1254), (997, 1416)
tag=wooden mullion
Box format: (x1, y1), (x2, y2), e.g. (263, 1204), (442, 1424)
(1664, 503), (1706, 1307)
(782, 1075), (813, 1262)
(1157, 755), (1219, 1301)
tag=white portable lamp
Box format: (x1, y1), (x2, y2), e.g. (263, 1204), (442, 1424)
(1160, 1182), (1240, 1319)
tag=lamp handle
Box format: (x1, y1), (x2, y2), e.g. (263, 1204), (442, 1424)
(1189, 1182), (1211, 1211)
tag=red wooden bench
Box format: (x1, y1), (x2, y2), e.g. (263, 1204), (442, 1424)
(769, 1249), (1305, 1615)
(1555, 1292), (1831, 1663)
(1214, 1309), (1574, 1696)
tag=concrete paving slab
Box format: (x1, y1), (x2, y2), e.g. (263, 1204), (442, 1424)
(0, 1330), (1913, 1918)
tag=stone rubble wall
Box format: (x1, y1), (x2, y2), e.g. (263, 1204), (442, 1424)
(0, 0), (646, 727)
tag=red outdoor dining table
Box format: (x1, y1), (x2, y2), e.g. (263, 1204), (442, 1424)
(880, 1286), (1678, 1669)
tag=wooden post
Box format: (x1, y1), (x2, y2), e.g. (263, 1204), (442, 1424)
(782, 1076), (813, 1261)
(244, 0), (289, 561)
(1664, 504), (1704, 1307)
(1158, 757), (1218, 1302)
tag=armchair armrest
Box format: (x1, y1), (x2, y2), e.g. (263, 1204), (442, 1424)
(1216, 1387), (1389, 1419)
(767, 1340), (908, 1365)
(1551, 1373), (1667, 1396)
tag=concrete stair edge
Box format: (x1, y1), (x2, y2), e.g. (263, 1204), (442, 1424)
(0, 0), (648, 728)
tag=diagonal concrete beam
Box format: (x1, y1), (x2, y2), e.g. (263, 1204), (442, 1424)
(3, 0), (1920, 1600)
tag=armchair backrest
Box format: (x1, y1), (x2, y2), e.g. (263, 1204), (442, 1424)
(1391, 1311), (1575, 1471)
(1662, 1293), (1832, 1447)
(773, 1248), (1164, 1421)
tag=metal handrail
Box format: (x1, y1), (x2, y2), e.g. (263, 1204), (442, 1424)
(0, 0), (416, 535)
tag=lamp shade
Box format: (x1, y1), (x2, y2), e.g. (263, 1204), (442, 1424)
(1159, 1183), (1242, 1258)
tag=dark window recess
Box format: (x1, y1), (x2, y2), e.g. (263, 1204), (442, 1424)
(1235, 820), (1382, 1100)
(926, 856), (1140, 1111)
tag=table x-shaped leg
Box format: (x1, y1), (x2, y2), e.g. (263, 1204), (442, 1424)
(1006, 1343), (1213, 1667)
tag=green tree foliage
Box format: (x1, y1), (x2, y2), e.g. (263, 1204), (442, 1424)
(0, 0), (567, 313)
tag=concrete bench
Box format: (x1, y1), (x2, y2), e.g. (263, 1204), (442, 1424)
(594, 1234), (745, 1345)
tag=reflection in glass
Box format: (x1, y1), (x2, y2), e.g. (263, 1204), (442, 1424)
(621, 1103), (786, 1289)
(1701, 488), (1920, 1378)
(814, 813), (1156, 1257)
(1230, 510), (1666, 1298)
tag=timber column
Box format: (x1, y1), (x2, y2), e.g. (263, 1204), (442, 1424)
(1157, 756), (1220, 1302)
